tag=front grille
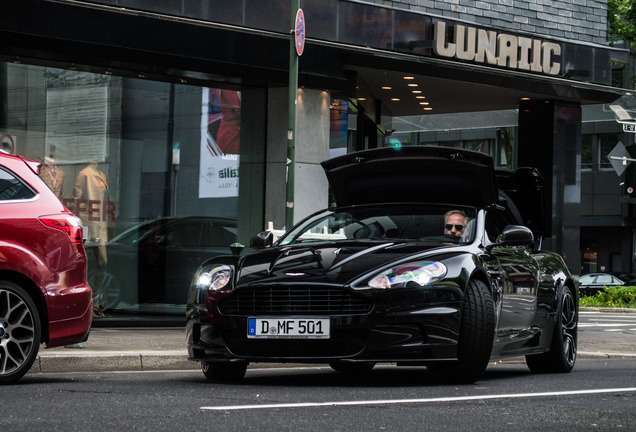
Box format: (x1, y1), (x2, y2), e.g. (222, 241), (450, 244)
(218, 286), (373, 316)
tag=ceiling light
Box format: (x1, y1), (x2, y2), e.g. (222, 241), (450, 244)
(391, 98), (400, 101)
(412, 90), (422, 94)
(382, 86), (392, 90)
(424, 107), (433, 111)
(408, 83), (418, 87)
(419, 102), (429, 105)
(358, 97), (367, 101)
(520, 97), (531, 100)
(416, 96), (426, 99)
(404, 76), (415, 80)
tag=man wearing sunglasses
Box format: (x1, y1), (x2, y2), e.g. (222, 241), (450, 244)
(444, 210), (468, 238)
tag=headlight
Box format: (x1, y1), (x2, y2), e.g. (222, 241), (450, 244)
(368, 261), (447, 289)
(194, 264), (233, 292)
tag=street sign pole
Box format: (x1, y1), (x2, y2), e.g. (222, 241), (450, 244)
(286, 0), (302, 230)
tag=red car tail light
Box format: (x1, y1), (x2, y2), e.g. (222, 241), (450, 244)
(39, 214), (84, 244)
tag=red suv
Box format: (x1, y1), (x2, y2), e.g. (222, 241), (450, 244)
(0, 152), (92, 383)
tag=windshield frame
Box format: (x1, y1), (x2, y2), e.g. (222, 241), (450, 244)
(277, 204), (478, 247)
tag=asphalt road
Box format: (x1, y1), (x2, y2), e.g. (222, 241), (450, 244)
(4, 357), (636, 432)
(8, 310), (636, 431)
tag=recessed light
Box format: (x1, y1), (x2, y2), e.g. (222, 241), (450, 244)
(424, 107), (433, 111)
(419, 102), (429, 105)
(408, 83), (418, 87)
(416, 96), (426, 99)
(412, 90), (422, 94)
(382, 86), (392, 90)
(520, 97), (531, 100)
(404, 76), (415, 80)
(358, 97), (367, 101)
(391, 98), (400, 101)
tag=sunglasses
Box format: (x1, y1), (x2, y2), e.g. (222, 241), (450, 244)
(445, 224), (464, 231)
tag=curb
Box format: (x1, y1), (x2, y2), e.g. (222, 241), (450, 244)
(28, 352), (636, 375)
(577, 351), (636, 359)
(30, 352), (198, 374)
(580, 308), (636, 313)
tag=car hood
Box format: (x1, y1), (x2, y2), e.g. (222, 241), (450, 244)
(321, 146), (499, 208)
(236, 241), (455, 286)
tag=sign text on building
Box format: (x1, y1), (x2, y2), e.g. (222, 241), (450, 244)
(433, 22), (561, 76)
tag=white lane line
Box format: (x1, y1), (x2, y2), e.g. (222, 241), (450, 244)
(201, 387), (636, 411)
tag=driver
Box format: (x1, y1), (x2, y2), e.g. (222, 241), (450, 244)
(444, 210), (468, 238)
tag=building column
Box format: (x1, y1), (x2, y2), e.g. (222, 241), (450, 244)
(518, 100), (582, 274)
(266, 88), (331, 231)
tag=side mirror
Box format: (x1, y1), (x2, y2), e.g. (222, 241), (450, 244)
(155, 234), (170, 246)
(250, 231), (274, 250)
(230, 242), (245, 256)
(486, 225), (534, 251)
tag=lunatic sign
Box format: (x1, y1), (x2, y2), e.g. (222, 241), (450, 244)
(433, 21), (561, 76)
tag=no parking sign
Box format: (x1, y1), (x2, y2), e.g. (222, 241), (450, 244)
(294, 9), (305, 56)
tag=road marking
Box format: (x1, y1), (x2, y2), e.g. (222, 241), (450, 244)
(201, 387), (636, 411)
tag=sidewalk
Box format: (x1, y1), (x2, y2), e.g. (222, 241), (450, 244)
(31, 327), (197, 374)
(28, 310), (636, 375)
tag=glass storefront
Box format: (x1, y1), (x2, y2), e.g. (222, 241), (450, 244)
(2, 63), (265, 322)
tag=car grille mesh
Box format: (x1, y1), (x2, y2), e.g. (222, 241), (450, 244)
(218, 286), (373, 316)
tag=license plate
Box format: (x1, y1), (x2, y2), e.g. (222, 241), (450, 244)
(247, 317), (330, 339)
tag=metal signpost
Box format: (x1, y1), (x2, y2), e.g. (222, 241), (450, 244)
(286, 0), (303, 230)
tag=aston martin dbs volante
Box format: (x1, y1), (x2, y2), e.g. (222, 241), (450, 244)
(186, 146), (578, 384)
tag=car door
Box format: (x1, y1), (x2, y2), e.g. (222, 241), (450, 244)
(485, 210), (541, 343)
(161, 219), (206, 305)
(162, 218), (236, 305)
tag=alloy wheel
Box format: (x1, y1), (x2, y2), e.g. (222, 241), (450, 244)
(0, 284), (40, 382)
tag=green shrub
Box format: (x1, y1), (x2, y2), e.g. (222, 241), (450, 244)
(579, 285), (636, 308)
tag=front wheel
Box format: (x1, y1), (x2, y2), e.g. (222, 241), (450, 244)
(428, 279), (495, 384)
(0, 281), (42, 384)
(201, 361), (247, 383)
(525, 285), (577, 373)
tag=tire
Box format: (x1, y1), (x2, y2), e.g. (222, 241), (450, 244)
(201, 361), (247, 383)
(428, 279), (495, 384)
(525, 285), (577, 374)
(329, 361), (376, 373)
(89, 272), (121, 311)
(0, 281), (42, 384)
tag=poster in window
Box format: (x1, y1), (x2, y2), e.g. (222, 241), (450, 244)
(199, 88), (241, 198)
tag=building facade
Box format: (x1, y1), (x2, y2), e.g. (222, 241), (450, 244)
(0, 0), (630, 324)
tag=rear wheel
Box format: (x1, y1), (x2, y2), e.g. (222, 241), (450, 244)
(89, 271), (121, 311)
(428, 279), (495, 384)
(0, 281), (42, 384)
(329, 361), (376, 373)
(525, 285), (577, 373)
(201, 360), (247, 382)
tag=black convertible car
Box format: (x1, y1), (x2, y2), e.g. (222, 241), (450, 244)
(186, 146), (578, 384)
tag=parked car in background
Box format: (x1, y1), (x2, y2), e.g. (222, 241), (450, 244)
(90, 216), (237, 314)
(0, 151), (92, 383)
(607, 271), (636, 285)
(578, 272), (632, 296)
(187, 146), (578, 384)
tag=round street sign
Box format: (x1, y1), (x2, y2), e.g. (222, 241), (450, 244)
(294, 9), (305, 56)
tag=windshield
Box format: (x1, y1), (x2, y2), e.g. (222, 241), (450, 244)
(278, 204), (476, 246)
(110, 219), (164, 244)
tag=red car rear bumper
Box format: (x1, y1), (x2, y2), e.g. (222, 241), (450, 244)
(45, 284), (93, 348)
